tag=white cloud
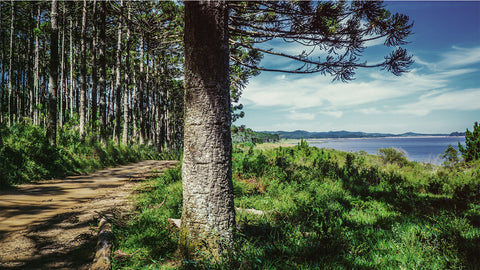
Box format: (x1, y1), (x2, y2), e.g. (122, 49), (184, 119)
(439, 46), (480, 68)
(243, 67), (448, 111)
(395, 88), (480, 116)
(358, 108), (382, 115)
(240, 44), (480, 133)
(319, 110), (343, 118)
(287, 110), (315, 120)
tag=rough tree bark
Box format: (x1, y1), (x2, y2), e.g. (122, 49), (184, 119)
(46, 0), (59, 146)
(180, 0), (235, 258)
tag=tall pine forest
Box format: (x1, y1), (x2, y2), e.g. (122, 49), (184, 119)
(0, 1), (185, 151)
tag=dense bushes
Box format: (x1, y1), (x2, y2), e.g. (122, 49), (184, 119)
(113, 140), (479, 269)
(0, 123), (180, 188)
(230, 143), (480, 269)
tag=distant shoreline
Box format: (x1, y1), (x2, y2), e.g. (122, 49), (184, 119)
(262, 130), (466, 140)
(306, 135), (465, 141)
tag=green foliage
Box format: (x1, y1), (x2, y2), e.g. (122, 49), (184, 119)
(116, 144), (480, 269)
(458, 121), (480, 162)
(442, 144), (459, 168)
(0, 123), (180, 188)
(378, 147), (410, 167)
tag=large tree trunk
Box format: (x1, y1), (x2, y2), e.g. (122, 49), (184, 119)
(114, 0), (123, 145)
(180, 0), (235, 259)
(79, 0), (87, 139)
(47, 0), (59, 146)
(98, 0), (107, 143)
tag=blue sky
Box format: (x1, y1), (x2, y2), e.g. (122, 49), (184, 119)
(235, 1), (480, 134)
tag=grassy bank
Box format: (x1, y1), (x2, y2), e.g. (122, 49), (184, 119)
(113, 141), (480, 269)
(0, 123), (181, 188)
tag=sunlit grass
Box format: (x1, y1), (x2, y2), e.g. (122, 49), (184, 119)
(113, 142), (480, 269)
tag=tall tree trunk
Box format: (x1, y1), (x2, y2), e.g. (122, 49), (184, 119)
(1, 49), (4, 125)
(91, 0), (98, 131)
(69, 18), (74, 117)
(132, 68), (138, 142)
(0, 0), (2, 124)
(145, 51), (151, 144)
(138, 34), (145, 145)
(155, 88), (163, 151)
(98, 0), (107, 143)
(16, 50), (22, 122)
(114, 0), (123, 145)
(33, 3), (40, 126)
(8, 0), (15, 127)
(122, 2), (131, 145)
(28, 6), (35, 121)
(59, 1), (66, 128)
(180, 0), (234, 258)
(79, 0), (87, 139)
(47, 0), (59, 146)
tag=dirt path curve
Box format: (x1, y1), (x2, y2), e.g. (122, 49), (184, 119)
(0, 160), (178, 269)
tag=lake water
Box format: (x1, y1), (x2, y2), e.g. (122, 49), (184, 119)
(308, 136), (466, 164)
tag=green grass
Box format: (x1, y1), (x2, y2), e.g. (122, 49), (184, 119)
(112, 165), (183, 269)
(113, 141), (480, 269)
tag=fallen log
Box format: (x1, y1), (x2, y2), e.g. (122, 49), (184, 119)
(91, 218), (113, 270)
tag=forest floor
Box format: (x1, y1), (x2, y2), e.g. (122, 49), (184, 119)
(0, 160), (178, 269)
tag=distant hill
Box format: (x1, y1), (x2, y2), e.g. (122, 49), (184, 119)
(262, 130), (465, 139)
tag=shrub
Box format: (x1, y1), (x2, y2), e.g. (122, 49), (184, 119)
(442, 144), (459, 168)
(378, 147), (410, 167)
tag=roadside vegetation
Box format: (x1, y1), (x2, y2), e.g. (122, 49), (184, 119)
(112, 139), (480, 269)
(0, 122), (181, 188)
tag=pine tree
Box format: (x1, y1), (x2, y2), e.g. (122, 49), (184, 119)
(181, 0), (414, 258)
(458, 122), (480, 162)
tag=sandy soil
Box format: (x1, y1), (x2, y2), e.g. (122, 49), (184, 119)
(0, 160), (178, 269)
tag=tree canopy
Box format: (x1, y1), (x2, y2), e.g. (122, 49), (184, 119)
(229, 1), (413, 80)
(458, 122), (480, 162)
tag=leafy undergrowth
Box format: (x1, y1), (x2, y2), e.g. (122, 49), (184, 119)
(113, 141), (480, 269)
(0, 123), (181, 188)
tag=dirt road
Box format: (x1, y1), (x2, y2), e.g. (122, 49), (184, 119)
(0, 160), (178, 269)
